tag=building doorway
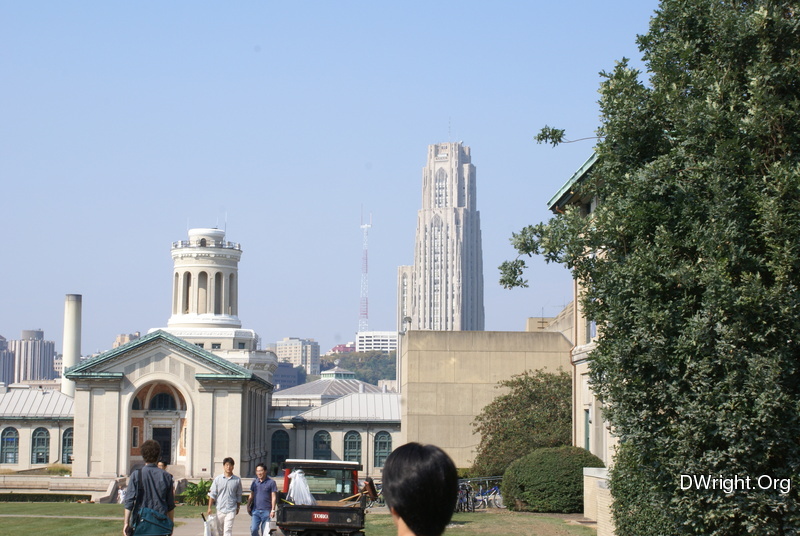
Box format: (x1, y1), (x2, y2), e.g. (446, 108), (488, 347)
(153, 427), (172, 464)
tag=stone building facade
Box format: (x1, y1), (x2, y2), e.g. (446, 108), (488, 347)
(399, 329), (572, 468)
(547, 153), (616, 535)
(66, 330), (271, 479)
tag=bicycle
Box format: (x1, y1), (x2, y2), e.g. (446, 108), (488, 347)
(489, 485), (505, 508)
(474, 485), (504, 509)
(455, 482), (475, 512)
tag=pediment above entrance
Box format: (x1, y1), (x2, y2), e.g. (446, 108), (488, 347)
(65, 330), (268, 388)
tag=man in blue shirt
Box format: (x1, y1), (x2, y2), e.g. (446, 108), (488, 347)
(248, 463), (278, 536)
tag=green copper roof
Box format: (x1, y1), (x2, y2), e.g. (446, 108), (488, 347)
(547, 152), (597, 212)
(65, 330), (271, 388)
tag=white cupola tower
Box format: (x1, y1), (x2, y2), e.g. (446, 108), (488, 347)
(168, 228), (243, 329)
(154, 229), (278, 385)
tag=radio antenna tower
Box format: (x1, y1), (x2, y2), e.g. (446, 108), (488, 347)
(359, 211), (372, 333)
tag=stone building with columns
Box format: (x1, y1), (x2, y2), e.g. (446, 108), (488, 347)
(66, 329), (271, 478)
(60, 228), (278, 479)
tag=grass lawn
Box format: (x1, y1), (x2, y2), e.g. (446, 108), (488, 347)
(0, 503), (597, 536)
(367, 510), (597, 536)
(0, 502), (207, 536)
(0, 502), (207, 518)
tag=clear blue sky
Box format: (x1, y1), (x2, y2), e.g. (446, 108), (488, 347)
(1, 1), (659, 355)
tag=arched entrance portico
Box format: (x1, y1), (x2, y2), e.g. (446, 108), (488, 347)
(129, 382), (188, 474)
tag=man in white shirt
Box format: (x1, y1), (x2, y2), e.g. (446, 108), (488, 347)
(207, 457), (243, 536)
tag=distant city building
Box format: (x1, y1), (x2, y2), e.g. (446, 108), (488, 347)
(269, 391), (400, 476)
(272, 361), (301, 391)
(271, 367), (382, 417)
(113, 332), (141, 348)
(276, 337), (320, 375)
(328, 342), (355, 355)
(355, 331), (398, 353)
(0, 336), (14, 385)
(398, 142), (485, 332)
(269, 369), (396, 475)
(270, 392), (400, 475)
(8, 330), (57, 382)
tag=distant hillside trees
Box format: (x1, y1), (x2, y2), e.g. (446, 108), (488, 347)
(294, 365), (307, 385)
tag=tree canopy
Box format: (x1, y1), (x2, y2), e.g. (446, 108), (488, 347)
(470, 369), (571, 477)
(502, 1), (800, 534)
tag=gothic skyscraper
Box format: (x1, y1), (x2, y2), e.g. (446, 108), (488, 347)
(398, 142), (485, 331)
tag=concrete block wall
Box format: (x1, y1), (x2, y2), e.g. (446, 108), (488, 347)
(400, 330), (571, 468)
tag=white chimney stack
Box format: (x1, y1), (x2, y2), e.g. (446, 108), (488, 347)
(61, 294), (82, 397)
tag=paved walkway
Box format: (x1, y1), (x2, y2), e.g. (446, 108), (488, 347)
(174, 507), (389, 536)
(174, 514), (265, 536)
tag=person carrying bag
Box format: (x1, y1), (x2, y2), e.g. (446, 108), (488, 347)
(124, 440), (176, 536)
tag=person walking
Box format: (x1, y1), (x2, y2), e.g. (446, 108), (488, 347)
(248, 463), (278, 536)
(207, 457), (243, 536)
(123, 439), (175, 536)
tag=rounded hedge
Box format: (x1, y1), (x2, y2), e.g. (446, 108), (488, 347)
(502, 446), (604, 513)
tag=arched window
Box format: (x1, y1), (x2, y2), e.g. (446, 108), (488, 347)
(343, 431), (361, 463)
(271, 430), (290, 469)
(374, 431), (392, 468)
(313, 431), (332, 460)
(62, 428), (74, 464)
(31, 427), (49, 464)
(1, 427), (19, 464)
(149, 393), (177, 411)
(132, 397), (141, 410)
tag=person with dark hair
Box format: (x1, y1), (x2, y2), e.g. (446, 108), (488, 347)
(362, 476), (378, 502)
(208, 456), (243, 536)
(247, 462), (278, 536)
(123, 439), (175, 536)
(382, 443), (458, 536)
(157, 460), (168, 471)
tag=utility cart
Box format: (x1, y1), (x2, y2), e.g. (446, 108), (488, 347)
(275, 459), (366, 536)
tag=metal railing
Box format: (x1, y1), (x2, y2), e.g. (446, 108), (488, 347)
(171, 240), (241, 251)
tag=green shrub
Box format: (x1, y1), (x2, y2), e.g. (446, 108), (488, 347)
(178, 478), (211, 506)
(457, 468), (475, 479)
(0, 493), (91, 502)
(45, 464), (72, 476)
(608, 442), (678, 535)
(471, 369), (571, 477)
(502, 446), (603, 513)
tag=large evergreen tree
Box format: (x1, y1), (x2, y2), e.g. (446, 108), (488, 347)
(502, 1), (800, 533)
